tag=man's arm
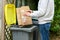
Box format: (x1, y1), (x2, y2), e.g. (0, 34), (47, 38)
(30, 0), (49, 17)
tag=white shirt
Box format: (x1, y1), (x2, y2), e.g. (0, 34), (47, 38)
(30, 0), (54, 24)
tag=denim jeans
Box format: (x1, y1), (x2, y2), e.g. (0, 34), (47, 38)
(38, 23), (51, 40)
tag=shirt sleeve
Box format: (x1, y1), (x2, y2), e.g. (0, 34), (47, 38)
(29, 0), (49, 18)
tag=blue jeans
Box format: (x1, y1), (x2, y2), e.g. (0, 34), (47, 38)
(38, 23), (51, 40)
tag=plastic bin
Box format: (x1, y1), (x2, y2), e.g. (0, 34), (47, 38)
(4, 4), (16, 26)
(10, 25), (38, 40)
(32, 19), (39, 40)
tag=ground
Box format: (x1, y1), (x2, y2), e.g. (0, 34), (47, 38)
(50, 32), (60, 40)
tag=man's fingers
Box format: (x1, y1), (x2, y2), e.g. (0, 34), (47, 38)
(26, 10), (32, 13)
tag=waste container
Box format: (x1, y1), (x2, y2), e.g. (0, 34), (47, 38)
(10, 25), (38, 40)
(32, 18), (39, 40)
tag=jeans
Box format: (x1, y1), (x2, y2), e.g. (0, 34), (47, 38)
(38, 23), (51, 40)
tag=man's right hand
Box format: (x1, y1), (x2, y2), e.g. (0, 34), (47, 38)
(24, 10), (32, 17)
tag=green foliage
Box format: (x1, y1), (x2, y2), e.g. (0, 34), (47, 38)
(50, 0), (60, 33)
(27, 0), (38, 10)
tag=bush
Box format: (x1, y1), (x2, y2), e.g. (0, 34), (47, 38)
(50, 0), (60, 34)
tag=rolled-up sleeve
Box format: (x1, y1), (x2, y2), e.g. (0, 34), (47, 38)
(29, 0), (49, 17)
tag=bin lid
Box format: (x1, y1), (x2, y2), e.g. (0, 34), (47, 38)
(10, 25), (38, 32)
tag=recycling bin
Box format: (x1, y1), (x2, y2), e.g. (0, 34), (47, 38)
(10, 25), (38, 40)
(32, 18), (39, 40)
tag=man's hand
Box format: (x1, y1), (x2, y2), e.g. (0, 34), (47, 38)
(24, 10), (32, 16)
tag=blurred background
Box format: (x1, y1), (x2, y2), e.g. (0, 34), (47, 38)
(0, 0), (60, 40)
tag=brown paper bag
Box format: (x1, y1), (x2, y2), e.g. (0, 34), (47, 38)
(16, 6), (32, 26)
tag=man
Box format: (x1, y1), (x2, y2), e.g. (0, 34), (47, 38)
(24, 0), (54, 40)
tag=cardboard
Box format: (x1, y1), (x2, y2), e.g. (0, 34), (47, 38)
(16, 6), (32, 26)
